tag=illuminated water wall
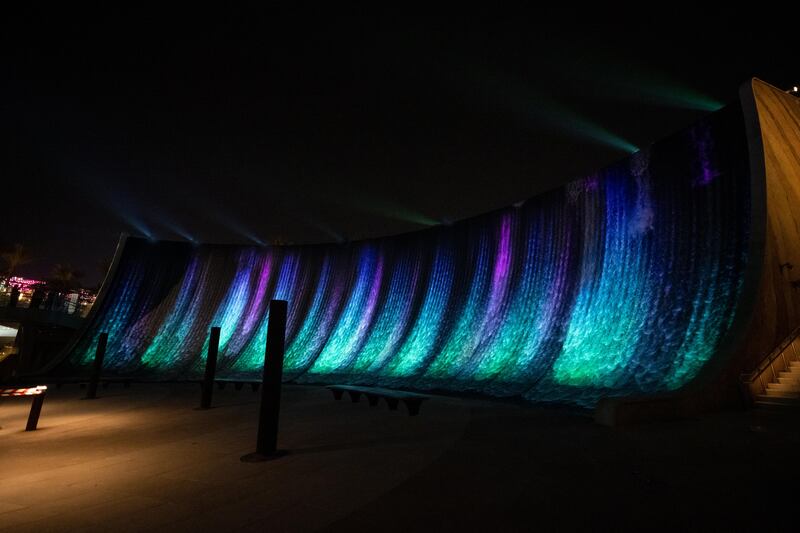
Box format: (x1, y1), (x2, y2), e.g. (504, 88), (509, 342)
(62, 103), (754, 406)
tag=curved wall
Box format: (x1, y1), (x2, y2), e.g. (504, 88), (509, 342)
(734, 79), (800, 388)
(61, 92), (757, 407)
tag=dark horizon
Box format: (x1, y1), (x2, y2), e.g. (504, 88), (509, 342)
(1, 12), (796, 286)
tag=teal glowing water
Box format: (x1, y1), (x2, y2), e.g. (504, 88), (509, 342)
(67, 108), (751, 406)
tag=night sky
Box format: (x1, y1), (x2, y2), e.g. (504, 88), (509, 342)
(1, 12), (795, 286)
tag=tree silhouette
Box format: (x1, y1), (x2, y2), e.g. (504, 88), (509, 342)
(1, 243), (31, 277)
(50, 263), (84, 292)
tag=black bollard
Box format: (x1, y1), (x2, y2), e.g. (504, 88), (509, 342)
(29, 288), (45, 310)
(85, 332), (108, 400)
(44, 291), (56, 310)
(198, 326), (221, 409)
(241, 299), (288, 462)
(8, 287), (20, 308)
(26, 391), (46, 431)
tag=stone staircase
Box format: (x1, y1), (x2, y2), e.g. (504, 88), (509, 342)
(756, 360), (800, 408)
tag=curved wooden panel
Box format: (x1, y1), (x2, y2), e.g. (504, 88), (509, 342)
(734, 79), (800, 387)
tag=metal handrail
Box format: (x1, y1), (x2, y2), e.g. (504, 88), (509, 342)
(751, 325), (800, 375)
(740, 325), (800, 396)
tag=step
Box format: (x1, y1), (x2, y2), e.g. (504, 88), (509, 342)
(756, 395), (800, 407)
(755, 400), (800, 410)
(764, 389), (800, 398)
(767, 378), (797, 390)
(766, 382), (800, 392)
(779, 370), (800, 378)
(768, 375), (800, 384)
(778, 376), (800, 385)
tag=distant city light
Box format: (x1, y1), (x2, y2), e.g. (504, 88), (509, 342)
(1, 276), (97, 315)
(6, 276), (45, 289)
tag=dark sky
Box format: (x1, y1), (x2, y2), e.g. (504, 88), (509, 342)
(1, 11), (796, 286)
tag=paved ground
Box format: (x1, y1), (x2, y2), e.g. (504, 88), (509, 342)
(0, 383), (798, 532)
